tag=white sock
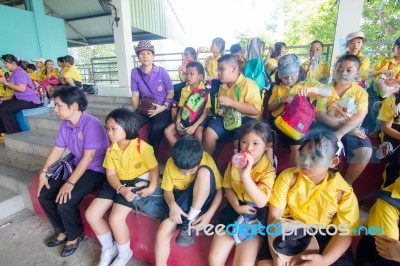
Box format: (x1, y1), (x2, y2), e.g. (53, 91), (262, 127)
(97, 230), (114, 251)
(116, 240), (132, 260)
(187, 207), (201, 221)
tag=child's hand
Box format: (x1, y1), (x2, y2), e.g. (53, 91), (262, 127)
(137, 186), (155, 198)
(218, 96), (234, 107)
(375, 235), (400, 262)
(0, 77), (6, 84)
(299, 254), (327, 266)
(185, 125), (197, 135)
(120, 186), (136, 202)
(382, 69), (395, 78)
(192, 212), (213, 230)
(235, 204), (256, 215)
(349, 128), (367, 139)
(237, 152), (254, 179)
(169, 203), (188, 224)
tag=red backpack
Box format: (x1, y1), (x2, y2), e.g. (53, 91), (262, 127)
(274, 95), (315, 140)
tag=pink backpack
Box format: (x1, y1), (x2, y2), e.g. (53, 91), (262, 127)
(274, 95), (315, 140)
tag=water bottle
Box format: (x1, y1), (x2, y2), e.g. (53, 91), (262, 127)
(310, 54), (319, 70)
(232, 152), (248, 169)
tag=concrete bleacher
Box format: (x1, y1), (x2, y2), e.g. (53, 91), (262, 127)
(0, 93), (387, 265)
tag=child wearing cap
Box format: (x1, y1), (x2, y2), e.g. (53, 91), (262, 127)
(315, 54), (372, 184)
(364, 37), (400, 138)
(333, 31), (370, 87)
(268, 54), (331, 167)
(259, 129), (359, 266)
(203, 54), (263, 156)
(32, 57), (46, 82)
(302, 40), (330, 84)
(155, 136), (222, 264)
(130, 40), (174, 154)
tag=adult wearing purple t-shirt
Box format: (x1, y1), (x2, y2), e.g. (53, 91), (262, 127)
(0, 54), (41, 136)
(131, 40), (174, 153)
(37, 87), (109, 257)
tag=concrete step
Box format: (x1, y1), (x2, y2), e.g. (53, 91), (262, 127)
(86, 94), (131, 105)
(0, 186), (25, 220)
(27, 112), (61, 132)
(4, 129), (56, 158)
(86, 102), (132, 118)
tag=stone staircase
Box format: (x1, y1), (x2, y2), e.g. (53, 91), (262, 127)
(0, 95), (131, 219)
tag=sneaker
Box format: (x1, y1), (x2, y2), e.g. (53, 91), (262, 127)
(109, 250), (133, 266)
(97, 243), (118, 266)
(47, 100), (55, 108)
(175, 220), (195, 246)
(233, 204), (258, 244)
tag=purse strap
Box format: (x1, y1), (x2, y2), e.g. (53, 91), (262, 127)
(136, 68), (156, 98)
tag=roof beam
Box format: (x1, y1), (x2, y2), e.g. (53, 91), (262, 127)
(65, 12), (111, 22)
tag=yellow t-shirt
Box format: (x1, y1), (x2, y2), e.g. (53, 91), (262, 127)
(334, 51), (370, 81)
(42, 68), (59, 81)
(223, 155), (276, 204)
(59, 67), (67, 79)
(63, 65), (82, 83)
(269, 167), (360, 231)
(266, 58), (278, 83)
(366, 178), (400, 239)
(373, 57), (400, 80)
(103, 139), (158, 180)
(202, 54), (221, 78)
(36, 67), (46, 82)
(0, 69), (13, 98)
(178, 81), (211, 109)
(316, 82), (368, 113)
(378, 94), (400, 125)
(302, 60), (330, 83)
(28, 71), (37, 81)
(268, 80), (321, 118)
(218, 74), (262, 119)
(161, 152), (222, 191)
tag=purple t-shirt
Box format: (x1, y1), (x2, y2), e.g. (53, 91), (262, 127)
(55, 112), (109, 173)
(10, 66), (41, 104)
(130, 65), (174, 105)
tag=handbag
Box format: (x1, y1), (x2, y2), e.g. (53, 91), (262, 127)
(223, 85), (242, 130)
(46, 153), (75, 181)
(136, 68), (157, 116)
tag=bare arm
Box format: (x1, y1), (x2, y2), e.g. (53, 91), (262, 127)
(382, 121), (400, 140)
(0, 79), (27, 93)
(223, 98), (261, 116)
(132, 92), (140, 111)
(335, 110), (367, 139)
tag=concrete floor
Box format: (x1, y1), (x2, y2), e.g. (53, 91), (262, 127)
(0, 209), (148, 266)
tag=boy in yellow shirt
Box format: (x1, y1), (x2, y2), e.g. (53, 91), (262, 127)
(61, 55), (82, 88)
(155, 136), (222, 264)
(203, 54), (262, 155)
(302, 40), (330, 84)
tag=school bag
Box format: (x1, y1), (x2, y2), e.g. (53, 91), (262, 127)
(244, 57), (269, 91)
(274, 95), (315, 140)
(180, 87), (210, 127)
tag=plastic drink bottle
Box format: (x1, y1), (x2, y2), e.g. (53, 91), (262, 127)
(232, 152), (249, 169)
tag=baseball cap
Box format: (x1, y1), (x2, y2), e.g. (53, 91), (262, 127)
(345, 32), (365, 43)
(268, 219), (319, 265)
(394, 37), (400, 46)
(277, 54), (301, 78)
(32, 58), (46, 64)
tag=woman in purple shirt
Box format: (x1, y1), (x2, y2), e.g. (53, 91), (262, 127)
(37, 87), (109, 257)
(0, 54), (41, 137)
(131, 40), (174, 153)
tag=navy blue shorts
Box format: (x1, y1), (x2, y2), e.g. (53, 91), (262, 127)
(207, 116), (257, 141)
(161, 166), (217, 224)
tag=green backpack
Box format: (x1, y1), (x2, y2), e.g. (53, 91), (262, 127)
(181, 88), (209, 127)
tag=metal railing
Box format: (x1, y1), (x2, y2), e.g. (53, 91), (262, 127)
(75, 41), (396, 85)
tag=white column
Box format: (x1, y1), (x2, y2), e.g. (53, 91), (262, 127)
(331, 0), (365, 64)
(113, 0), (133, 92)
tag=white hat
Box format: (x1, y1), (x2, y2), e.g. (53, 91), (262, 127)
(32, 58), (46, 64)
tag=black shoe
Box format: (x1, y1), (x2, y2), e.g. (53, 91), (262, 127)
(175, 220), (195, 246)
(60, 233), (85, 257)
(46, 233), (68, 247)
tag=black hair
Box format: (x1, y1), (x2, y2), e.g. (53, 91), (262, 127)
(64, 55), (75, 65)
(172, 136), (203, 170)
(184, 47), (197, 61)
(239, 121), (278, 163)
(230, 44), (242, 54)
(26, 64), (37, 71)
(271, 42), (287, 58)
(52, 86), (87, 111)
(299, 129), (340, 173)
(186, 61), (205, 76)
(57, 56), (65, 63)
(212, 37), (226, 53)
(217, 54), (239, 68)
(42, 59), (54, 79)
(310, 40), (324, 49)
(1, 54), (25, 69)
(106, 108), (139, 140)
(336, 54), (361, 70)
(275, 67), (307, 86)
